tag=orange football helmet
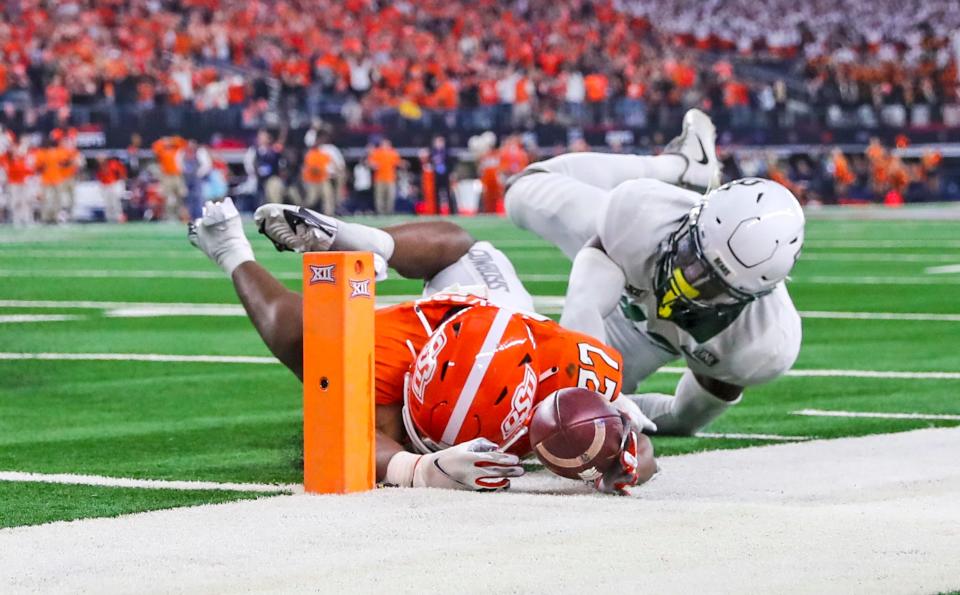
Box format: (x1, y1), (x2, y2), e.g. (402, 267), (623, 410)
(402, 304), (540, 455)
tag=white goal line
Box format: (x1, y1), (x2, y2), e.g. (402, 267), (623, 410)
(0, 470), (301, 493)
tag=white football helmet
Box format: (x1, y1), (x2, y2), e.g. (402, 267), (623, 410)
(655, 178), (804, 321)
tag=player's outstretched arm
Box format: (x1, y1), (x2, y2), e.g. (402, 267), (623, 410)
(188, 198), (306, 378)
(255, 204), (474, 281)
(559, 236), (625, 343)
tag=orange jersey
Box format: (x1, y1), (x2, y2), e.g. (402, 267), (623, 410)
(97, 159), (127, 184)
(32, 147), (67, 186)
(1, 153), (31, 184)
(373, 293), (623, 408)
(302, 148), (332, 183)
(152, 137), (186, 175)
(369, 147), (401, 183)
(62, 146), (81, 180)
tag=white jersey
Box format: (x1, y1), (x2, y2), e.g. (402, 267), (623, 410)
(599, 178), (802, 389)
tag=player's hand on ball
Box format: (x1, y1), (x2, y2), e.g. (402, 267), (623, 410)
(413, 438), (524, 491)
(187, 197), (255, 276)
(594, 428), (641, 495)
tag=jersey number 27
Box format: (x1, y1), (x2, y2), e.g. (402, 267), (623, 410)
(576, 343), (620, 399)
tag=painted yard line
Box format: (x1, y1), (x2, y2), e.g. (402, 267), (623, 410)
(925, 264), (960, 275)
(0, 249), (218, 259)
(1, 352), (956, 381)
(3, 298), (960, 324)
(797, 275), (960, 285)
(0, 314), (84, 323)
(660, 366), (960, 380)
(802, 252), (960, 263)
(792, 409), (960, 421)
(0, 269), (302, 280)
(695, 432), (811, 441)
(799, 311), (960, 322)
(0, 353), (277, 364)
(804, 240), (960, 248)
(0, 470), (300, 493)
(7, 268), (960, 286)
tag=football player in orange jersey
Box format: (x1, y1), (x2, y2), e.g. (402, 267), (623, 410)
(189, 200), (657, 494)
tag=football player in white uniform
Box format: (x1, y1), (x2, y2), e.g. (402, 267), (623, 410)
(505, 109), (805, 435)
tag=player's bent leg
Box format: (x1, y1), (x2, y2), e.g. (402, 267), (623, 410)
(519, 152), (688, 191)
(254, 204), (474, 281)
(603, 311), (681, 393)
(424, 240), (535, 312)
(628, 370), (738, 436)
(505, 172), (610, 259)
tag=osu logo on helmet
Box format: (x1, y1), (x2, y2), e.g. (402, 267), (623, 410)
(408, 331), (446, 404)
(402, 305), (540, 455)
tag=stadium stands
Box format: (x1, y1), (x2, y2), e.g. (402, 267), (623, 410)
(1, 0), (958, 144)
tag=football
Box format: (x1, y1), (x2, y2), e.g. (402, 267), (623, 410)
(528, 388), (625, 481)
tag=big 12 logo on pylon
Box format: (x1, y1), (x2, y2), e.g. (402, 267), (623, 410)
(309, 264), (336, 285)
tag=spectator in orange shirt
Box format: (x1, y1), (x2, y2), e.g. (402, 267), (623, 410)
(33, 140), (71, 223)
(584, 72), (609, 125)
(96, 156), (128, 222)
(152, 136), (188, 220)
(1, 143), (34, 227)
(367, 139), (404, 214)
(302, 145), (335, 214)
(60, 135), (84, 218)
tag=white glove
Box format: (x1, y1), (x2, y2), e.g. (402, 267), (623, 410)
(188, 197), (255, 276)
(612, 394), (658, 434)
(386, 438), (524, 491)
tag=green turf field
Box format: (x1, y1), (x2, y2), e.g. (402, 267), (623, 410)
(1, 215), (959, 527)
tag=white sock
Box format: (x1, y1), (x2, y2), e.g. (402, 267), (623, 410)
(331, 222), (396, 262)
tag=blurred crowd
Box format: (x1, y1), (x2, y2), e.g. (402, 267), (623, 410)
(725, 139), (946, 206)
(2, 117), (949, 225)
(0, 0), (957, 135)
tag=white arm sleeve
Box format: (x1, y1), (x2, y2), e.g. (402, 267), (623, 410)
(559, 246), (625, 343)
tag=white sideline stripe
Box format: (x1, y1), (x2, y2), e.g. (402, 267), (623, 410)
(925, 264), (960, 275)
(0, 314), (84, 323)
(695, 432), (811, 441)
(0, 269), (303, 281)
(8, 269), (960, 286)
(659, 366), (960, 380)
(792, 409), (960, 421)
(0, 471), (299, 493)
(441, 308), (514, 445)
(805, 240), (960, 248)
(799, 311), (960, 322)
(0, 352), (277, 364)
(2, 298), (960, 324)
(797, 275), (960, 285)
(802, 252), (960, 263)
(0, 352), (956, 381)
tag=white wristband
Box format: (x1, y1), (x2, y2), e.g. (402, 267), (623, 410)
(384, 451), (420, 487)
